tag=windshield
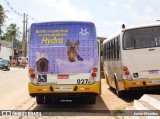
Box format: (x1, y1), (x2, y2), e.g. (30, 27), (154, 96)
(3, 60), (7, 63)
(0, 60), (7, 64)
(123, 26), (160, 50)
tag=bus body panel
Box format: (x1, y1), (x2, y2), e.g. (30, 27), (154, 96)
(103, 24), (160, 94)
(122, 48), (160, 80)
(103, 60), (124, 90)
(28, 21), (100, 102)
(28, 82), (100, 96)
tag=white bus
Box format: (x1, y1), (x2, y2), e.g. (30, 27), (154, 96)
(28, 21), (101, 104)
(103, 23), (160, 97)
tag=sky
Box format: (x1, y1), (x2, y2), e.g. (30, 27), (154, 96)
(1, 0), (160, 39)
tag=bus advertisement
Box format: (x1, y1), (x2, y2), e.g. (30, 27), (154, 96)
(28, 21), (101, 104)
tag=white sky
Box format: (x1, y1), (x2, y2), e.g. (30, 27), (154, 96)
(1, 0), (160, 39)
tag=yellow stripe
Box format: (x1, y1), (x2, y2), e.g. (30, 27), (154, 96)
(28, 82), (100, 94)
(124, 79), (160, 89)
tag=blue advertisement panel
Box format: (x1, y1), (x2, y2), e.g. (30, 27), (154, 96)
(29, 22), (98, 74)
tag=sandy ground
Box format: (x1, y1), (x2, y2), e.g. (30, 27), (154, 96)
(0, 67), (132, 119)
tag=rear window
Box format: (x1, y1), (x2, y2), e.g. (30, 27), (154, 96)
(123, 26), (160, 50)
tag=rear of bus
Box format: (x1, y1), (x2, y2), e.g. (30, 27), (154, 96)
(122, 24), (160, 90)
(28, 22), (100, 104)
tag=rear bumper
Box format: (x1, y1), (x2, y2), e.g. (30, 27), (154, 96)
(28, 82), (100, 97)
(124, 79), (160, 90)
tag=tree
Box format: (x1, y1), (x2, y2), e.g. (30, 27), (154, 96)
(6, 23), (21, 42)
(0, 5), (7, 36)
(5, 23), (22, 49)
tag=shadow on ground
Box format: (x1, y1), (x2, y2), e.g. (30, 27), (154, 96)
(32, 95), (111, 116)
(109, 87), (160, 103)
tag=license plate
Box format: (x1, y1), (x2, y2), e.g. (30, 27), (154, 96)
(54, 87), (72, 91)
(148, 80), (160, 84)
(57, 75), (69, 79)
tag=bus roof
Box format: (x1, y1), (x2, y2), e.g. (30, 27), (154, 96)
(125, 22), (160, 30)
(103, 31), (121, 44)
(31, 21), (95, 26)
(103, 22), (160, 45)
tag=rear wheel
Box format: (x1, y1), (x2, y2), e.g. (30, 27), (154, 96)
(109, 85), (114, 90)
(45, 95), (52, 104)
(115, 88), (123, 97)
(86, 95), (96, 104)
(36, 95), (44, 104)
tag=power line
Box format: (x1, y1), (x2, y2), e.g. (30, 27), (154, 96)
(3, 0), (38, 21)
(3, 0), (23, 17)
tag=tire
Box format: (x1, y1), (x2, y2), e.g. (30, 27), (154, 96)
(88, 95), (96, 104)
(109, 85), (114, 90)
(115, 88), (123, 98)
(8, 65), (10, 71)
(36, 95), (44, 104)
(45, 95), (52, 104)
(5, 66), (9, 71)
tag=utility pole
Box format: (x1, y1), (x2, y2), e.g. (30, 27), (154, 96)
(0, 24), (2, 36)
(22, 13), (26, 57)
(25, 15), (28, 57)
(22, 13), (29, 57)
(12, 33), (14, 59)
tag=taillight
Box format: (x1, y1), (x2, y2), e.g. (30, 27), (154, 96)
(29, 67), (34, 74)
(123, 66), (129, 75)
(92, 67), (98, 72)
(123, 67), (128, 71)
(123, 66), (132, 80)
(31, 74), (36, 78)
(91, 72), (96, 77)
(91, 67), (97, 77)
(89, 67), (97, 84)
(125, 71), (129, 75)
(29, 67), (38, 84)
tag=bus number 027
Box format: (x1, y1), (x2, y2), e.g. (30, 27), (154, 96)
(77, 79), (89, 84)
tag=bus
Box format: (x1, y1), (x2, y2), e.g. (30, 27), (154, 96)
(103, 23), (160, 97)
(28, 21), (101, 104)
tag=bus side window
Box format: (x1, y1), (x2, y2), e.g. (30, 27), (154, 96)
(111, 40), (114, 60)
(107, 43), (109, 60)
(103, 45), (106, 60)
(115, 38), (117, 60)
(117, 36), (120, 60)
(110, 41), (112, 60)
(113, 39), (116, 60)
(108, 42), (111, 60)
(111, 41), (113, 60)
(112, 40), (115, 60)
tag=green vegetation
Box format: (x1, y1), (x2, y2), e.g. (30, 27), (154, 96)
(0, 4), (22, 49)
(0, 4), (7, 35)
